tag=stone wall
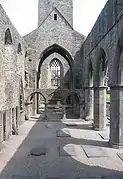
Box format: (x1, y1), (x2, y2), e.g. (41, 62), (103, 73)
(81, 0), (123, 146)
(0, 5), (25, 144)
(38, 0), (73, 27)
(24, 5), (85, 91)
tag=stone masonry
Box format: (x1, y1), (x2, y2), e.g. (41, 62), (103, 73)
(0, 0), (123, 149)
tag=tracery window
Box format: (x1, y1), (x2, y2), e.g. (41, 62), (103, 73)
(50, 59), (62, 87)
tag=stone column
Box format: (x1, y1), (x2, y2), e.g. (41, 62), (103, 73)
(31, 98), (35, 116)
(35, 72), (38, 114)
(62, 104), (66, 119)
(43, 102), (48, 120)
(16, 106), (20, 129)
(85, 87), (94, 121)
(109, 85), (123, 148)
(79, 90), (85, 119)
(25, 103), (29, 120)
(0, 111), (3, 142)
(5, 109), (11, 140)
(93, 86), (107, 131)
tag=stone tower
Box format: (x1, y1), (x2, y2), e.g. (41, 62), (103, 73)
(38, 0), (73, 27)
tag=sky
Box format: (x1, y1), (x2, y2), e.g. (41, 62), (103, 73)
(0, 0), (108, 36)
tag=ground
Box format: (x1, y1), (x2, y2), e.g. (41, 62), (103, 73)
(0, 117), (123, 179)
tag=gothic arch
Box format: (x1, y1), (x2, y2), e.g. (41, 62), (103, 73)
(88, 59), (93, 86)
(64, 91), (80, 104)
(64, 91), (80, 118)
(47, 90), (64, 103)
(37, 44), (74, 86)
(95, 48), (108, 86)
(112, 30), (123, 84)
(17, 43), (22, 54)
(4, 28), (13, 45)
(26, 92), (46, 104)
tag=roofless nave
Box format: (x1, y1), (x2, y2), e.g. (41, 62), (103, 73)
(0, 1), (123, 174)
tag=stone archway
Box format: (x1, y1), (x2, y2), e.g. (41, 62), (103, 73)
(93, 48), (108, 131)
(109, 30), (123, 147)
(64, 91), (80, 119)
(37, 44), (74, 89)
(85, 59), (94, 121)
(46, 90), (64, 120)
(26, 92), (46, 120)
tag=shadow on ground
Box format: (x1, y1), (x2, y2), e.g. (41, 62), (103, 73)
(0, 115), (123, 179)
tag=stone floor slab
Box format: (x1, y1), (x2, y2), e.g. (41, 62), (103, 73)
(30, 146), (46, 156)
(56, 129), (71, 137)
(82, 145), (108, 158)
(0, 142), (5, 152)
(12, 176), (42, 179)
(117, 153), (123, 162)
(103, 176), (123, 179)
(66, 123), (78, 127)
(98, 132), (109, 140)
(58, 145), (76, 157)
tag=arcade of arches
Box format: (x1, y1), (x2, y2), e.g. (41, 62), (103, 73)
(1, 0), (123, 150)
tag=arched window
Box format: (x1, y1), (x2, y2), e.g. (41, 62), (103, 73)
(17, 43), (22, 54)
(5, 28), (13, 45)
(50, 59), (62, 87)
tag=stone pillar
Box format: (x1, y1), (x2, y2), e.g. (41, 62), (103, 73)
(5, 109), (12, 140)
(93, 86), (107, 131)
(79, 90), (85, 119)
(35, 72), (38, 114)
(31, 99), (35, 116)
(0, 111), (3, 142)
(109, 85), (123, 148)
(63, 104), (66, 119)
(12, 108), (16, 127)
(16, 106), (20, 129)
(25, 103), (29, 120)
(84, 87), (94, 121)
(3, 111), (6, 141)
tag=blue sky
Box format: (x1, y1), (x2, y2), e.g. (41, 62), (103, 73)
(1, 0), (108, 36)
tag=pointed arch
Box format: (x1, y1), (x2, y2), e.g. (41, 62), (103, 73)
(96, 48), (107, 73)
(95, 48), (108, 86)
(112, 30), (123, 84)
(17, 43), (22, 54)
(88, 59), (93, 78)
(37, 44), (74, 87)
(4, 28), (13, 45)
(38, 44), (73, 73)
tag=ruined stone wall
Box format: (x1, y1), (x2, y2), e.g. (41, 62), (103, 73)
(82, 0), (123, 86)
(81, 0), (123, 120)
(24, 8), (85, 90)
(39, 53), (69, 89)
(0, 5), (25, 142)
(38, 0), (73, 27)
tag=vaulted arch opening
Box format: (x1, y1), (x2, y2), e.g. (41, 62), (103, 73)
(4, 28), (13, 45)
(93, 48), (108, 131)
(85, 59), (94, 121)
(65, 92), (80, 119)
(17, 43), (22, 54)
(37, 44), (74, 89)
(95, 48), (108, 86)
(109, 30), (123, 147)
